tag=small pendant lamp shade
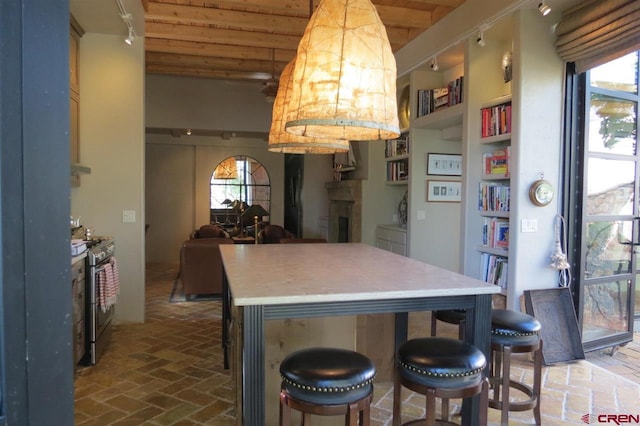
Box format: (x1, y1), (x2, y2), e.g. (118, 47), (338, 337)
(284, 0), (400, 141)
(269, 59), (350, 154)
(213, 157), (238, 179)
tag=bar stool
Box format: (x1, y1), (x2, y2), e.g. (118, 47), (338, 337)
(393, 337), (489, 426)
(489, 309), (542, 426)
(430, 310), (466, 340)
(279, 347), (376, 425)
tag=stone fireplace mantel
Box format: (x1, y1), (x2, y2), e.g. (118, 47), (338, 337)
(325, 180), (362, 243)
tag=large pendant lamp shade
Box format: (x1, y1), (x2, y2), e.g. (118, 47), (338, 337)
(213, 157), (238, 179)
(284, 0), (400, 141)
(269, 59), (350, 154)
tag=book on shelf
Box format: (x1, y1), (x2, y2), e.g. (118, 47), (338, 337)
(482, 218), (509, 249)
(387, 159), (409, 182)
(480, 253), (508, 288)
(478, 182), (510, 212)
(416, 76), (464, 117)
(481, 102), (511, 138)
(482, 147), (510, 176)
(385, 134), (410, 158)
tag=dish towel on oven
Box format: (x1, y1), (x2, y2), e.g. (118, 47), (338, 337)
(98, 257), (120, 313)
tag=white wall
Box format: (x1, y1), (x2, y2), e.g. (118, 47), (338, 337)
(145, 74), (273, 132)
(71, 31), (146, 324)
(145, 134), (285, 263)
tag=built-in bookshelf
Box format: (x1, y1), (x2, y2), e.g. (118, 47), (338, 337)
(477, 95), (512, 293)
(416, 76), (464, 118)
(385, 132), (410, 184)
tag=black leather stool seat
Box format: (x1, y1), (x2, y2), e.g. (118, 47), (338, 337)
(397, 337), (486, 389)
(280, 347), (376, 406)
(491, 309), (541, 346)
(434, 310), (466, 325)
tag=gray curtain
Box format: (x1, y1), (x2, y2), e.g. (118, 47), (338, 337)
(555, 0), (640, 73)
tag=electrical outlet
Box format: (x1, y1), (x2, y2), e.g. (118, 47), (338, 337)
(122, 210), (136, 223)
(417, 210), (426, 220)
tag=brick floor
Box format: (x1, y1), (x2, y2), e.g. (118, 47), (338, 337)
(74, 262), (640, 425)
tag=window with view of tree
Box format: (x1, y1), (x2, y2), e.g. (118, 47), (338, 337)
(569, 51), (639, 350)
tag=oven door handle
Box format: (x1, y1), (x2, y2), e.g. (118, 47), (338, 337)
(94, 264), (109, 274)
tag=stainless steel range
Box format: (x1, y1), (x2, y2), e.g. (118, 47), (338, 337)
(82, 238), (116, 365)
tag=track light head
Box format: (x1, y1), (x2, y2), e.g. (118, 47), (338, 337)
(538, 1), (551, 16)
(125, 27), (135, 45)
(430, 57), (439, 71)
(476, 30), (486, 47)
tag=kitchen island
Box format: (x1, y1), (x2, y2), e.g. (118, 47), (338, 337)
(221, 243), (499, 426)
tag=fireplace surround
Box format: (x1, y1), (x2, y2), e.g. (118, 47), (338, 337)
(325, 180), (362, 243)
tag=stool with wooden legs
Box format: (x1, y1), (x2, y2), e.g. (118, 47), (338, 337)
(393, 337), (489, 426)
(489, 309), (542, 426)
(279, 347), (376, 425)
(430, 310), (466, 340)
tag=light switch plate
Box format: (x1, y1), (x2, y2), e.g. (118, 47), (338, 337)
(122, 210), (136, 223)
(521, 218), (538, 233)
(417, 210), (426, 220)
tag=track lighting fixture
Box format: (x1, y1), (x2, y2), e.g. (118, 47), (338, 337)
(430, 57), (439, 71)
(476, 30), (486, 47)
(116, 0), (136, 46)
(186, 129), (192, 136)
(124, 26), (135, 45)
(538, 1), (551, 16)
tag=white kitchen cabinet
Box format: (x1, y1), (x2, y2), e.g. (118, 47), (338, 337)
(375, 225), (407, 256)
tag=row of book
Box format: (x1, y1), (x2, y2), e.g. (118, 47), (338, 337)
(480, 253), (508, 288)
(482, 147), (510, 177)
(387, 159), (409, 182)
(482, 218), (509, 249)
(416, 76), (464, 117)
(478, 182), (510, 212)
(481, 102), (512, 138)
(385, 136), (410, 158)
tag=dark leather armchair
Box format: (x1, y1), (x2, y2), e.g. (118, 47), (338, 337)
(257, 224), (294, 244)
(179, 238), (233, 297)
(190, 224), (229, 239)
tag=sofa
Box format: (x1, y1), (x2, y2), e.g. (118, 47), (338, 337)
(179, 225), (233, 297)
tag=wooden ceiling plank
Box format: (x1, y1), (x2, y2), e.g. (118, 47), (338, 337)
(149, 0), (311, 17)
(146, 2), (308, 34)
(375, 4), (431, 28)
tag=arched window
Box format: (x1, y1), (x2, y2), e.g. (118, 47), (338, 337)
(210, 156), (271, 226)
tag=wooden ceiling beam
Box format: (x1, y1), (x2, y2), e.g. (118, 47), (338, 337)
(145, 51), (289, 75)
(146, 21), (301, 50)
(146, 63), (275, 81)
(145, 38), (296, 62)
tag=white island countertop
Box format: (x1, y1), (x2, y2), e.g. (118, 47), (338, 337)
(220, 243), (498, 306)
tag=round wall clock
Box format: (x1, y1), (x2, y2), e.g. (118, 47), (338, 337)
(529, 179), (554, 206)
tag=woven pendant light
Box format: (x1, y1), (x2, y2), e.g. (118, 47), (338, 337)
(284, 0), (400, 141)
(269, 59), (350, 154)
(213, 157), (238, 179)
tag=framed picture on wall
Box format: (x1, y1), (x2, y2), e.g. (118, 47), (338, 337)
(427, 180), (461, 202)
(426, 153), (462, 176)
